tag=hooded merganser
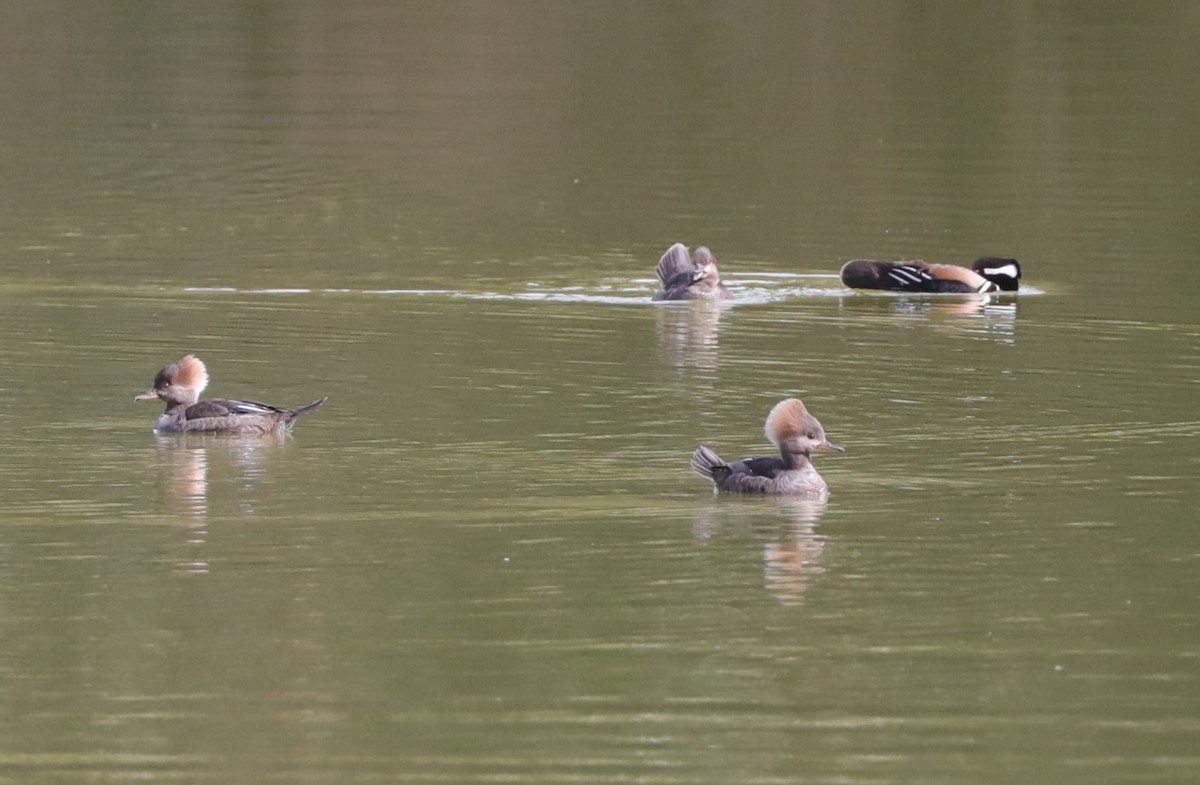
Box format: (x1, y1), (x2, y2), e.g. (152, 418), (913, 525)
(134, 354), (326, 434)
(840, 257), (1021, 293)
(652, 242), (732, 301)
(690, 398), (843, 495)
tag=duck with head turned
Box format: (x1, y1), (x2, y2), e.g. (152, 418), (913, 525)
(691, 398), (843, 495)
(840, 256), (1021, 293)
(134, 354), (326, 435)
(653, 242), (731, 301)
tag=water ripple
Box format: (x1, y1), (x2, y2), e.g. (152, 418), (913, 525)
(173, 272), (1044, 308)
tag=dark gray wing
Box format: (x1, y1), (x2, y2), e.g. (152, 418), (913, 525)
(655, 243), (694, 286)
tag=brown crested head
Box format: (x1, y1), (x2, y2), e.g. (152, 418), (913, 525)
(135, 354), (209, 406)
(165, 354), (209, 391)
(764, 398), (844, 456)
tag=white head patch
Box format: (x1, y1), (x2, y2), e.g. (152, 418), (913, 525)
(987, 263), (1019, 280)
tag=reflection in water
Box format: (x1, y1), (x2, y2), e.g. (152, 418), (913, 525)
(927, 296), (1018, 343)
(151, 437), (210, 522)
(842, 293), (1020, 343)
(654, 301), (724, 373)
(691, 496), (828, 606)
(148, 433), (289, 575)
(762, 497), (829, 607)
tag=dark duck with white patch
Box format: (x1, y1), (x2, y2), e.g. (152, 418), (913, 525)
(840, 256), (1021, 293)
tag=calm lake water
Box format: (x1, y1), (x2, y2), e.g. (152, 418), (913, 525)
(2, 2), (1198, 783)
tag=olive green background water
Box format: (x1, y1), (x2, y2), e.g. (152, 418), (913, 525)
(1, 2), (1198, 783)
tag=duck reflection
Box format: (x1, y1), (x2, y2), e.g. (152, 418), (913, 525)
(843, 294), (1019, 343)
(691, 495), (828, 606)
(929, 296), (1018, 343)
(654, 300), (723, 372)
(147, 432), (289, 574)
(762, 497), (828, 606)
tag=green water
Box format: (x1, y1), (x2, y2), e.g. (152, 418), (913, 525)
(1, 3), (1198, 783)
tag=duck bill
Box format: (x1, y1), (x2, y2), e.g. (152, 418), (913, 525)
(820, 440), (845, 453)
(133, 389), (161, 402)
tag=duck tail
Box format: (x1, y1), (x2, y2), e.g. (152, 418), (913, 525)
(290, 397), (327, 420)
(690, 445), (726, 479)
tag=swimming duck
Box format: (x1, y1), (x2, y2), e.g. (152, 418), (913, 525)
(840, 256), (1021, 293)
(653, 242), (731, 301)
(134, 354), (326, 434)
(691, 398), (843, 495)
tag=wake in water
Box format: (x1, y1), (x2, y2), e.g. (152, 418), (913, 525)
(181, 269), (1042, 305)
(184, 272), (858, 306)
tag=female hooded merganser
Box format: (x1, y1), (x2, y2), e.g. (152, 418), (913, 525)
(134, 354), (326, 434)
(691, 398), (843, 495)
(652, 242), (732, 301)
(840, 256), (1021, 293)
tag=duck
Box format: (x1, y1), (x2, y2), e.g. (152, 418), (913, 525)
(134, 354), (326, 434)
(840, 256), (1021, 293)
(652, 242), (732, 301)
(691, 398), (843, 495)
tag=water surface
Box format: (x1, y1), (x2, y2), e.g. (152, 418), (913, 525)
(1, 3), (1198, 783)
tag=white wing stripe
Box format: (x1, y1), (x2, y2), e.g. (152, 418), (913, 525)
(888, 267), (930, 286)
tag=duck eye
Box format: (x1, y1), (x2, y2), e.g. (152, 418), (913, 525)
(806, 432), (815, 439)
